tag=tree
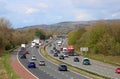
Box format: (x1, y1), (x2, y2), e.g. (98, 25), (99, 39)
(35, 29), (46, 40)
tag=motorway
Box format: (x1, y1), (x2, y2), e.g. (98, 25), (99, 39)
(18, 44), (89, 79)
(46, 39), (120, 79)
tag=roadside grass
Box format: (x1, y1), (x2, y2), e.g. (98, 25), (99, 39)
(0, 57), (9, 79)
(0, 48), (19, 79)
(84, 53), (120, 66)
(40, 45), (110, 79)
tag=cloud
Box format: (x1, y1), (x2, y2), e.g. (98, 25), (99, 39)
(25, 8), (38, 14)
(112, 12), (120, 18)
(75, 13), (92, 20)
(37, 2), (49, 8)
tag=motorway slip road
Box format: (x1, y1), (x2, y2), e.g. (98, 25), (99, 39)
(46, 39), (120, 79)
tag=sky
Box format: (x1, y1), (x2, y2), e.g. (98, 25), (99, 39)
(0, 0), (120, 28)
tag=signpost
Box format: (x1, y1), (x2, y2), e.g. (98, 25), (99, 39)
(80, 47), (88, 55)
(80, 47), (88, 52)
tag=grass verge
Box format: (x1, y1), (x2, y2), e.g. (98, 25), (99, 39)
(0, 49), (19, 79)
(84, 53), (120, 66)
(40, 44), (110, 79)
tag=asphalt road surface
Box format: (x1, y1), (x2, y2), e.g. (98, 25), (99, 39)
(46, 39), (120, 79)
(18, 44), (89, 79)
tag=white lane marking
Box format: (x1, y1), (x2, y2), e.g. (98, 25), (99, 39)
(17, 50), (39, 79)
(38, 44), (92, 79)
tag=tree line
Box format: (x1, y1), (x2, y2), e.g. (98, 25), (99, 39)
(0, 18), (49, 56)
(68, 21), (120, 56)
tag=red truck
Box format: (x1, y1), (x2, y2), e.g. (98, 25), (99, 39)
(66, 46), (74, 56)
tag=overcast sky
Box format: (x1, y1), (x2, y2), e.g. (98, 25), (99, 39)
(0, 0), (120, 28)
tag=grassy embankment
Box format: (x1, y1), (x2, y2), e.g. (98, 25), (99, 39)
(0, 49), (19, 79)
(40, 43), (110, 79)
(68, 21), (120, 66)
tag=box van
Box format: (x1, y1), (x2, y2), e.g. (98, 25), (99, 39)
(57, 41), (62, 46)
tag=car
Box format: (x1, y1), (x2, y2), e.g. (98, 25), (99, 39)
(58, 64), (67, 71)
(59, 55), (64, 59)
(28, 61), (36, 68)
(82, 58), (90, 65)
(74, 57), (80, 62)
(36, 45), (39, 48)
(24, 50), (29, 54)
(56, 50), (60, 54)
(53, 47), (56, 50)
(39, 61), (45, 66)
(50, 50), (54, 54)
(31, 55), (37, 60)
(20, 54), (26, 59)
(115, 68), (120, 73)
(53, 53), (58, 57)
(63, 53), (69, 57)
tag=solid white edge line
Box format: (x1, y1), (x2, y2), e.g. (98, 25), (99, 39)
(16, 49), (39, 79)
(38, 46), (92, 79)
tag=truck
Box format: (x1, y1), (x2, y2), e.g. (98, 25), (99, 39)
(57, 41), (62, 46)
(21, 44), (26, 50)
(66, 46), (74, 56)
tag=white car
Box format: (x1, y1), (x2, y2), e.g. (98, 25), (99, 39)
(31, 55), (36, 60)
(63, 53), (69, 57)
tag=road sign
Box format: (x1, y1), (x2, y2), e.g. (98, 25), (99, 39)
(80, 47), (88, 52)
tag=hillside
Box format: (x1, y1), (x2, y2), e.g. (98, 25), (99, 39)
(18, 19), (120, 35)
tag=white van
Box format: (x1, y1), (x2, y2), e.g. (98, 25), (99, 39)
(57, 41), (62, 46)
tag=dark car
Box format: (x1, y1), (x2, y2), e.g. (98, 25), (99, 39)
(24, 50), (29, 54)
(59, 55), (64, 59)
(82, 58), (90, 65)
(56, 50), (60, 54)
(53, 53), (58, 57)
(74, 57), (80, 62)
(28, 61), (36, 68)
(36, 45), (39, 48)
(20, 54), (26, 59)
(115, 68), (120, 73)
(58, 64), (67, 71)
(53, 47), (56, 50)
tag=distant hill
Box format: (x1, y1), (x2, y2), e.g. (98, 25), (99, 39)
(18, 19), (120, 34)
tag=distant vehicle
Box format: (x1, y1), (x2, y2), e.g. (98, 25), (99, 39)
(82, 58), (90, 65)
(53, 47), (56, 50)
(31, 55), (37, 60)
(60, 47), (63, 51)
(74, 57), (80, 62)
(115, 68), (120, 73)
(59, 55), (64, 59)
(53, 53), (58, 57)
(39, 61), (45, 66)
(20, 54), (26, 59)
(57, 41), (62, 46)
(63, 53), (69, 57)
(31, 42), (35, 47)
(63, 48), (67, 53)
(21, 44), (26, 50)
(58, 64), (67, 71)
(66, 46), (74, 56)
(24, 50), (29, 54)
(50, 50), (54, 54)
(28, 61), (36, 68)
(56, 50), (60, 54)
(35, 45), (39, 48)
